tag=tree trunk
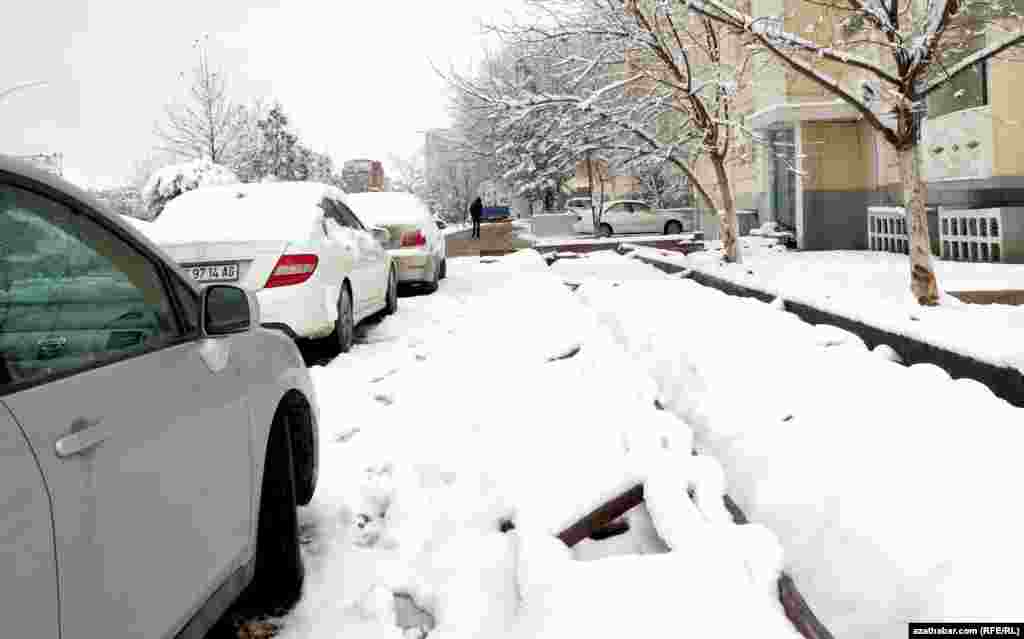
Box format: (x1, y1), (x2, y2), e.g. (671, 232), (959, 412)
(712, 156), (742, 264)
(899, 145), (940, 305)
(586, 153), (600, 234)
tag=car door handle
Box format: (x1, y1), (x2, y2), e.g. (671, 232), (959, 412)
(55, 417), (111, 458)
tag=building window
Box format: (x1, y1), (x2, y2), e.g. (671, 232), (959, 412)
(926, 37), (988, 119)
(980, 219), (988, 237)
(992, 243), (1001, 262)
(951, 218), (958, 236)
(960, 218), (968, 236)
(970, 242), (979, 261)
(981, 243), (990, 261)
(969, 218), (978, 236)
(942, 218), (949, 235)
(991, 218), (999, 237)
(943, 240), (951, 259)
(952, 242), (960, 259)
(961, 241), (970, 259)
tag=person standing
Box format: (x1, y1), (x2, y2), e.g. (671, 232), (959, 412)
(469, 196), (483, 240)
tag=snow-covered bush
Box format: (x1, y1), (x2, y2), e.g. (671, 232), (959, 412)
(141, 158), (239, 219)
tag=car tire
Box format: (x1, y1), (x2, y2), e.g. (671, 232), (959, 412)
(439, 258), (447, 280)
(665, 221), (682, 235)
(599, 223), (614, 238)
(336, 285), (354, 354)
(424, 260), (440, 293)
(288, 395), (317, 507)
(384, 267), (398, 316)
(237, 404), (304, 616)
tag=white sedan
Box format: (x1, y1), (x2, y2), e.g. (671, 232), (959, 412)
(572, 199), (694, 237)
(347, 192), (447, 292)
(126, 181), (397, 353)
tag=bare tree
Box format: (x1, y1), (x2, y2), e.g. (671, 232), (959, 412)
(387, 150), (427, 195)
(155, 36), (247, 165)
(447, 0), (760, 261)
(685, 0), (1024, 303)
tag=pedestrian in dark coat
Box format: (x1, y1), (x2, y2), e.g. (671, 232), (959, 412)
(469, 197), (483, 239)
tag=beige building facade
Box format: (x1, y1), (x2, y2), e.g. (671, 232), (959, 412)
(715, 0), (1024, 261)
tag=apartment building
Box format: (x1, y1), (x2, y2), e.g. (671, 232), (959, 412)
(732, 1), (1024, 262)
(636, 0), (1024, 262)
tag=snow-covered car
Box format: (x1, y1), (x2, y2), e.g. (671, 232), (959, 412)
(0, 155), (319, 638)
(347, 192), (447, 292)
(572, 199), (697, 237)
(126, 182), (398, 352)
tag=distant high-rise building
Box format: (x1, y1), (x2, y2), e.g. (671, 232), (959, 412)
(342, 158), (386, 193)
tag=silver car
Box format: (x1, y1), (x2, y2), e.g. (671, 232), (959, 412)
(346, 192), (447, 292)
(0, 156), (319, 638)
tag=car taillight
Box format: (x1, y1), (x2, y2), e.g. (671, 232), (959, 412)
(401, 230), (426, 247)
(265, 254), (318, 288)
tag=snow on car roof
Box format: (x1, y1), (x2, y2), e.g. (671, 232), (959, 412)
(346, 192), (430, 227)
(130, 181), (343, 244)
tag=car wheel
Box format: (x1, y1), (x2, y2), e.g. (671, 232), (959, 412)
(425, 260), (440, 293)
(237, 404), (304, 615)
(665, 221), (682, 235)
(288, 395), (317, 507)
(336, 285), (354, 353)
(439, 258), (447, 280)
(384, 267), (398, 316)
(599, 223), (613, 238)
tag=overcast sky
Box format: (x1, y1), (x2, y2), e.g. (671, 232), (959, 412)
(0, 0), (525, 189)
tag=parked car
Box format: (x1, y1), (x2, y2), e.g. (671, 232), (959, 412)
(565, 197), (593, 217)
(347, 192), (447, 292)
(126, 181), (398, 353)
(0, 155), (319, 638)
(572, 199), (697, 237)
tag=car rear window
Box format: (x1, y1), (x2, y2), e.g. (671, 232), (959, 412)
(346, 193), (430, 228)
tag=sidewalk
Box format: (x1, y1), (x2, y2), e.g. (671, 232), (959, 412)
(554, 249), (1024, 638)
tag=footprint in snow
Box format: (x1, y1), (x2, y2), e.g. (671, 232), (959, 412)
(370, 369), (399, 383)
(336, 427), (361, 443)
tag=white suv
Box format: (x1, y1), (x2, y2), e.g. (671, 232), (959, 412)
(0, 156), (319, 638)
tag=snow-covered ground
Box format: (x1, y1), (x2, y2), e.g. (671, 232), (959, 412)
(554, 250), (1024, 638)
(277, 251), (802, 638)
(630, 242), (1024, 373)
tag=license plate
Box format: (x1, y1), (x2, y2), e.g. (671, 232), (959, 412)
(185, 263), (239, 283)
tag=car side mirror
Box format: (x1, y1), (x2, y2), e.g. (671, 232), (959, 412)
(370, 226), (391, 244)
(202, 284), (254, 336)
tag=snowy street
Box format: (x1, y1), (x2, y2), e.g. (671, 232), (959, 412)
(10, 0), (1024, 636)
(271, 251), (802, 638)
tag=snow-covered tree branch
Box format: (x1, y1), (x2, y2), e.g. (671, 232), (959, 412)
(446, 0), (769, 262)
(682, 0), (1024, 304)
